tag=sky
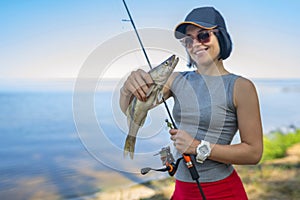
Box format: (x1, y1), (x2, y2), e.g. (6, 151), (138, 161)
(0, 0), (300, 81)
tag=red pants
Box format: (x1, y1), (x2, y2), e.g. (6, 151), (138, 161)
(171, 170), (248, 200)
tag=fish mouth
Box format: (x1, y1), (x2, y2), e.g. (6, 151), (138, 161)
(168, 55), (179, 69)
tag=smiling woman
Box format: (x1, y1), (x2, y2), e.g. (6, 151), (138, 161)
(0, 1), (299, 200)
(120, 6), (263, 200)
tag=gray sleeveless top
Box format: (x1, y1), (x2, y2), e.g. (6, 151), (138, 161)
(171, 71), (240, 182)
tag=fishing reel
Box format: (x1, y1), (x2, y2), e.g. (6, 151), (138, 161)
(140, 118), (204, 198)
(141, 146), (182, 176)
(141, 119), (199, 180)
(141, 119), (181, 176)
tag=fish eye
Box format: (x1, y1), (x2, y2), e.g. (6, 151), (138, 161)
(164, 61), (169, 66)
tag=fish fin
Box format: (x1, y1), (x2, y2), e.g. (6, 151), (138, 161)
(123, 135), (136, 159)
(157, 91), (163, 102)
(146, 84), (155, 97)
(126, 98), (137, 118)
(152, 90), (162, 107)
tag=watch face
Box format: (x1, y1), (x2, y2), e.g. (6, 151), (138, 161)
(199, 146), (209, 154)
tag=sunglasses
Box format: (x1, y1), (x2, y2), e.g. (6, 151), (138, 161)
(180, 29), (218, 48)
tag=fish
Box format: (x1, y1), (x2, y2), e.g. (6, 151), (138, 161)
(124, 55), (179, 159)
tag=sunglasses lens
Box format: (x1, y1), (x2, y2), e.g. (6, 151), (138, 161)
(198, 32), (210, 43)
(181, 37), (193, 48)
(180, 31), (213, 48)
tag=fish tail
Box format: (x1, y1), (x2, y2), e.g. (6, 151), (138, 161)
(123, 135), (136, 159)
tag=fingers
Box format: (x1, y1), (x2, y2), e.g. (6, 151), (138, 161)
(169, 129), (177, 141)
(132, 70), (152, 101)
(169, 129), (178, 135)
(169, 129), (178, 147)
(169, 129), (198, 154)
(123, 69), (154, 101)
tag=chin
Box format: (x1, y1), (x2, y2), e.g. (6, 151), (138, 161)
(195, 59), (214, 67)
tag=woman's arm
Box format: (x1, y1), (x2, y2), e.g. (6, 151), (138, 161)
(210, 77), (263, 164)
(170, 77), (263, 165)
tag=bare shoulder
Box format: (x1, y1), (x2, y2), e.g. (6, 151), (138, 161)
(163, 72), (180, 98)
(235, 77), (256, 90)
(168, 72), (180, 85)
(164, 72), (179, 89)
(234, 77), (259, 107)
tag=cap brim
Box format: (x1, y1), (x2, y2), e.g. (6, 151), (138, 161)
(174, 21), (217, 39)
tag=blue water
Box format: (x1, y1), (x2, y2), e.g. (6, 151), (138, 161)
(0, 79), (299, 199)
(0, 92), (105, 199)
(255, 79), (300, 132)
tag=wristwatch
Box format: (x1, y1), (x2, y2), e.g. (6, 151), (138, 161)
(196, 140), (211, 163)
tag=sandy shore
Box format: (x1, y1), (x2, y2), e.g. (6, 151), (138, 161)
(84, 177), (174, 200)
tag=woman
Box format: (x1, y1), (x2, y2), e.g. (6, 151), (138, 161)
(120, 7), (263, 200)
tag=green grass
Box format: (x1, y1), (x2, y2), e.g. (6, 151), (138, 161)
(262, 129), (300, 162)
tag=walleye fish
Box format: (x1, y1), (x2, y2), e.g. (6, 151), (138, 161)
(124, 55), (179, 159)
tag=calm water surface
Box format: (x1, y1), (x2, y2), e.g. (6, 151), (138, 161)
(0, 79), (299, 199)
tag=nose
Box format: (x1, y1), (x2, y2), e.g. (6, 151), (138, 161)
(192, 37), (201, 47)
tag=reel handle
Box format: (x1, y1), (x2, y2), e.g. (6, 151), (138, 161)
(183, 154), (199, 180)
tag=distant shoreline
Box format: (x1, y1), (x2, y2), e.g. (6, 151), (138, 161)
(1, 77), (300, 92)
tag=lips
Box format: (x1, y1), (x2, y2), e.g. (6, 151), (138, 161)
(193, 47), (208, 55)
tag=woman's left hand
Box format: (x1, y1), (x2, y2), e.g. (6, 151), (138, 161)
(169, 129), (200, 154)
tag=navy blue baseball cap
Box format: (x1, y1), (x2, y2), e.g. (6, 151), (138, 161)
(174, 7), (233, 60)
(175, 7), (227, 38)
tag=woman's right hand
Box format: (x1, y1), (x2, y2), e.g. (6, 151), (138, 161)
(121, 69), (154, 102)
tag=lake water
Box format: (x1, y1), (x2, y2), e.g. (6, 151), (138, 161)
(0, 78), (299, 199)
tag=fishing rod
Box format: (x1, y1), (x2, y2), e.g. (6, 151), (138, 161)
(122, 0), (152, 69)
(121, 0), (177, 129)
(121, 1), (206, 199)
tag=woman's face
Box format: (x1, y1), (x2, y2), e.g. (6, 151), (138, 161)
(184, 25), (221, 67)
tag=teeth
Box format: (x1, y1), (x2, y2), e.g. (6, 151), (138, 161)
(194, 49), (206, 55)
